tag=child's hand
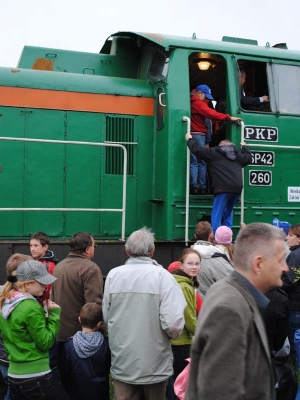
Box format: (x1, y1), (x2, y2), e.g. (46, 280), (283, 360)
(47, 299), (60, 309)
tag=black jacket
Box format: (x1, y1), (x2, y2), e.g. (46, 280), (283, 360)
(264, 289), (290, 353)
(187, 140), (252, 195)
(64, 336), (110, 400)
(264, 289), (297, 400)
(240, 87), (261, 108)
(282, 245), (300, 310)
(39, 249), (58, 265)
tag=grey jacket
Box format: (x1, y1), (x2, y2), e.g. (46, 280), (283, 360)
(103, 257), (187, 384)
(185, 272), (274, 400)
(193, 240), (233, 297)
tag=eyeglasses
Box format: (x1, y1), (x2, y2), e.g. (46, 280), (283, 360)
(184, 262), (200, 267)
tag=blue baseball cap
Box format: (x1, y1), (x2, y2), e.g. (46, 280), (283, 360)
(272, 218), (291, 235)
(196, 84), (214, 100)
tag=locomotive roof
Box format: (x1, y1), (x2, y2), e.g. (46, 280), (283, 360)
(109, 31), (300, 62)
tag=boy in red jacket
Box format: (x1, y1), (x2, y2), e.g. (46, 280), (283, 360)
(190, 84), (241, 195)
(30, 232), (58, 304)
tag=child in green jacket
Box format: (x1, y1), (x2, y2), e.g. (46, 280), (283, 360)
(168, 248), (201, 400)
(0, 259), (70, 400)
(0, 253), (32, 400)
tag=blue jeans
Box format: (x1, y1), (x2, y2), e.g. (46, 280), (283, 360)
(8, 372), (70, 400)
(0, 363), (10, 400)
(190, 135), (206, 189)
(211, 193), (240, 234)
(296, 384), (300, 400)
(289, 311), (300, 363)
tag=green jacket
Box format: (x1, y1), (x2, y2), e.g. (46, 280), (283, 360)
(171, 274), (197, 346)
(0, 294), (61, 375)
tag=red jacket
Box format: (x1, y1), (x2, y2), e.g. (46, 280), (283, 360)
(190, 94), (231, 133)
(196, 292), (203, 315)
(36, 250), (58, 305)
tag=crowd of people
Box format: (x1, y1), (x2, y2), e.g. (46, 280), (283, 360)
(0, 232), (105, 400)
(0, 220), (298, 400)
(0, 82), (297, 398)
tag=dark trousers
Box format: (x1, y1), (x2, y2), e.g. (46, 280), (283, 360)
(8, 372), (71, 400)
(113, 379), (168, 400)
(56, 341), (68, 388)
(167, 345), (190, 400)
(49, 341), (60, 382)
(274, 357), (298, 400)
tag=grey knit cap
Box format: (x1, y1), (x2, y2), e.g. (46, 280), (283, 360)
(15, 260), (57, 285)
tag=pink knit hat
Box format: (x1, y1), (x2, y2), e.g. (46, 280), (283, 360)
(215, 226), (233, 244)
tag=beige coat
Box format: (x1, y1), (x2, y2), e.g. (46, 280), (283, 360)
(103, 257), (187, 384)
(185, 272), (274, 400)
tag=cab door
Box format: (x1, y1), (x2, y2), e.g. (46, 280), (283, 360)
(151, 48), (192, 240)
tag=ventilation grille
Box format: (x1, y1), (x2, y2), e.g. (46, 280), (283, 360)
(105, 116), (135, 175)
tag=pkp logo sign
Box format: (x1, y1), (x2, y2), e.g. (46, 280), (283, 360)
(244, 126), (278, 142)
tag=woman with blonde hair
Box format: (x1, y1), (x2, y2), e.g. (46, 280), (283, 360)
(0, 259), (70, 399)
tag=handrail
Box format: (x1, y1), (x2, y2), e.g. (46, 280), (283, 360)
(245, 143), (300, 150)
(158, 92), (167, 107)
(0, 137), (127, 241)
(182, 116), (191, 245)
(240, 121), (245, 226)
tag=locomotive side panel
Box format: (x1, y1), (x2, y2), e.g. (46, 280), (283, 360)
(0, 65), (155, 240)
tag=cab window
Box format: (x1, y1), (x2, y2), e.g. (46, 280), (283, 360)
(148, 49), (169, 80)
(237, 61), (271, 112)
(269, 64), (300, 114)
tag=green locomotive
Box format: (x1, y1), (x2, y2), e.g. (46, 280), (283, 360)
(0, 32), (299, 274)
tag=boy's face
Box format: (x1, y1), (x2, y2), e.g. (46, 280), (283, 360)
(30, 239), (48, 260)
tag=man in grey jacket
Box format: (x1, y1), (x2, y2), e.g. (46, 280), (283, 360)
(185, 223), (288, 400)
(103, 227), (187, 400)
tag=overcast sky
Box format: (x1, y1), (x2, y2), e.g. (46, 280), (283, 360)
(1, 0), (299, 67)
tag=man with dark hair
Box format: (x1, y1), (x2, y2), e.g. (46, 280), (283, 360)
(51, 232), (103, 383)
(192, 221), (233, 297)
(69, 232), (94, 253)
(52, 232), (102, 341)
(239, 70), (269, 109)
(186, 223), (289, 400)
